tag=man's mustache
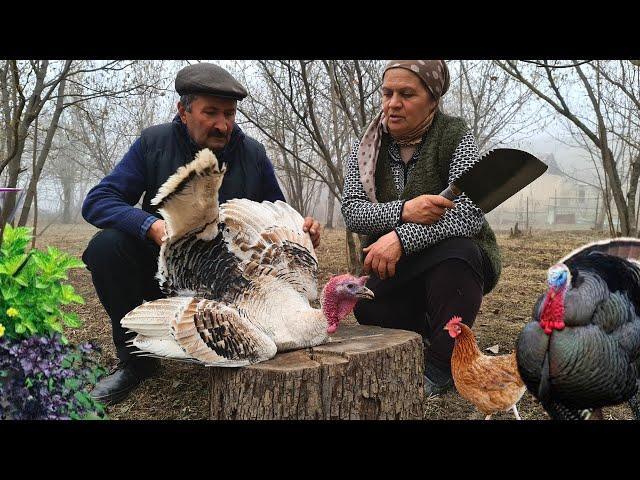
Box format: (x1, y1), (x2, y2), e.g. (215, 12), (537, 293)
(209, 130), (228, 138)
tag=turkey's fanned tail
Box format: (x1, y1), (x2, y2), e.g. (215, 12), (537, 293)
(121, 296), (277, 366)
(560, 237), (640, 264)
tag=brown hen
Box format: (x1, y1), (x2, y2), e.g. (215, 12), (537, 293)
(445, 316), (526, 420)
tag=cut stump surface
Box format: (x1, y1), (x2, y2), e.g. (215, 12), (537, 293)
(209, 324), (424, 419)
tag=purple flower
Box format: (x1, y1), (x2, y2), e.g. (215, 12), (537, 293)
(0, 334), (106, 420)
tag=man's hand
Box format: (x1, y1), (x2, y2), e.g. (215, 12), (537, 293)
(147, 219), (166, 246)
(362, 230), (403, 280)
(303, 216), (321, 248)
(401, 194), (455, 225)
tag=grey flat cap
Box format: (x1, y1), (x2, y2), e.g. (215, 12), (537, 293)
(175, 63), (248, 100)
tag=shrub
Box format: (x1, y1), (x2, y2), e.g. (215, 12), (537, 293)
(0, 334), (107, 420)
(0, 224), (84, 341)
(0, 224), (107, 419)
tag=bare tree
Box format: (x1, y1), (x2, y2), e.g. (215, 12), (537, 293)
(232, 60), (384, 272)
(0, 60), (168, 227)
(443, 60), (547, 153)
(495, 60), (640, 235)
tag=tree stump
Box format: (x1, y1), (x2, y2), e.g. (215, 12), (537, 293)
(209, 324), (424, 420)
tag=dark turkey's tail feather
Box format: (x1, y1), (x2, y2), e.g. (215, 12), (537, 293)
(538, 351), (551, 404)
(628, 381), (640, 419)
(560, 237), (640, 264)
(542, 400), (594, 420)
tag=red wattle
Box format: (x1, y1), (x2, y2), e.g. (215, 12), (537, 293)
(539, 288), (566, 335)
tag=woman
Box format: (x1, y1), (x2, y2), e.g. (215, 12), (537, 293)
(341, 60), (501, 395)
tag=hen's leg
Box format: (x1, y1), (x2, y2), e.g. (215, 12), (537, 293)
(484, 414), (492, 420)
(512, 404), (521, 420)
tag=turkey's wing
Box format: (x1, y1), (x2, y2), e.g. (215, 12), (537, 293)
(220, 198), (318, 300)
(152, 149), (225, 243)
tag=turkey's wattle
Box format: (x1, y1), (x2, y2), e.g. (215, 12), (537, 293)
(539, 265), (569, 335)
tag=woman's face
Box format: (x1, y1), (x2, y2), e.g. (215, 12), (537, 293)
(382, 68), (436, 137)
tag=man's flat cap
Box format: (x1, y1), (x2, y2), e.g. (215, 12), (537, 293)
(175, 63), (248, 100)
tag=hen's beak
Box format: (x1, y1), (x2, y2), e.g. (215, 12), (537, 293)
(355, 286), (375, 300)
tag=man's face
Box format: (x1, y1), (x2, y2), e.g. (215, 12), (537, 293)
(178, 95), (237, 153)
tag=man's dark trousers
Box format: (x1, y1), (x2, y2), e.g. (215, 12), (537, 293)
(82, 228), (165, 368)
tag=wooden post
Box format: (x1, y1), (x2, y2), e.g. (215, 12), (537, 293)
(209, 325), (425, 420)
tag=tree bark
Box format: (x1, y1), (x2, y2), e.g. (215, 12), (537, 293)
(326, 190), (335, 228)
(61, 178), (73, 224)
(209, 325), (424, 420)
(346, 229), (360, 274)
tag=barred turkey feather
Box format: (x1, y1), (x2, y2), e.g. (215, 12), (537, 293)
(122, 296), (277, 366)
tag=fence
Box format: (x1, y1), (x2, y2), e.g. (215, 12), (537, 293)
(486, 194), (611, 230)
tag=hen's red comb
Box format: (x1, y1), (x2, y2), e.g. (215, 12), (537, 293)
(448, 316), (463, 325)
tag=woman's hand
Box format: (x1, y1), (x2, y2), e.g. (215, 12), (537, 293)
(401, 194), (455, 225)
(363, 230), (403, 280)
(303, 216), (321, 248)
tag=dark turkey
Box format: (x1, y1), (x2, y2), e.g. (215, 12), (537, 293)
(120, 149), (373, 366)
(516, 238), (640, 420)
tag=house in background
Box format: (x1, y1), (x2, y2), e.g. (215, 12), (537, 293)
(485, 153), (605, 230)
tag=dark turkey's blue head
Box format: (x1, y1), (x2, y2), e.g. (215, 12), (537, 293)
(547, 264), (570, 290)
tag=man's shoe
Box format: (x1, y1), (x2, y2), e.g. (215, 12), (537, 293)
(423, 362), (454, 397)
(90, 359), (159, 405)
(423, 374), (454, 397)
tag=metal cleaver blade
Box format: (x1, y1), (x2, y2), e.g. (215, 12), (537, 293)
(439, 148), (548, 213)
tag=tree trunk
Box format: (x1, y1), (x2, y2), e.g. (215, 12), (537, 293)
(209, 325), (424, 420)
(18, 75), (67, 226)
(346, 229), (361, 274)
(61, 178), (73, 224)
(325, 190), (335, 228)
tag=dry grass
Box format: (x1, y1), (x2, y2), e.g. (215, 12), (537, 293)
(38, 223), (635, 420)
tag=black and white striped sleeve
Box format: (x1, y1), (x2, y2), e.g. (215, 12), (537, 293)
(394, 131), (485, 256)
(341, 141), (404, 236)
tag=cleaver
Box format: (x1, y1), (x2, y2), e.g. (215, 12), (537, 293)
(439, 148), (547, 213)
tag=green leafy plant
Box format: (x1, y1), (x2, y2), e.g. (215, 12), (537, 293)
(0, 224), (85, 342)
(0, 224), (107, 419)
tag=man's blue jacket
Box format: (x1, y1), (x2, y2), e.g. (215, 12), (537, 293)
(82, 115), (285, 240)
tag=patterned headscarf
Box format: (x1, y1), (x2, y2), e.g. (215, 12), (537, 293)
(357, 60), (450, 202)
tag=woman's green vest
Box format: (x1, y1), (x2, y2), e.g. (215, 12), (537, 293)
(361, 110), (501, 292)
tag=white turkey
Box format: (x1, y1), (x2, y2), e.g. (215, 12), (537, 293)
(120, 148), (374, 366)
(516, 238), (640, 420)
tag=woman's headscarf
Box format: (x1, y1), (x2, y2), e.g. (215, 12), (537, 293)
(357, 60), (450, 202)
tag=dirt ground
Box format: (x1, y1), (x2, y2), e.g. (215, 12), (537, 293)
(39, 223), (635, 420)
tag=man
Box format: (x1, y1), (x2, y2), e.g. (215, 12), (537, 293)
(82, 63), (321, 405)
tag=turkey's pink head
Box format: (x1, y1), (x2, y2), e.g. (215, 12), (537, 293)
(444, 316), (463, 338)
(321, 274), (374, 334)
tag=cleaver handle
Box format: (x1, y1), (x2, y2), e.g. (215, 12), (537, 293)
(439, 183), (462, 201)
